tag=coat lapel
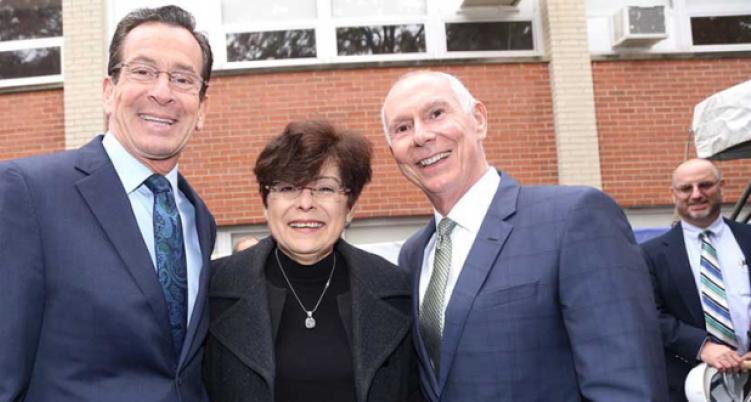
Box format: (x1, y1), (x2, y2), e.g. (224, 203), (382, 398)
(177, 175), (216, 366)
(74, 138), (172, 344)
(209, 237), (278, 389)
(726, 219), (751, 295)
(664, 223), (704, 323)
(405, 222), (441, 395)
(438, 172), (517, 390)
(338, 242), (412, 402)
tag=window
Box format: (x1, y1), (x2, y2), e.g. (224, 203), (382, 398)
(684, 0), (751, 50)
(691, 14), (751, 45)
(109, 0), (540, 70)
(336, 24), (426, 55)
(446, 21), (533, 51)
(0, 0), (62, 86)
(227, 30), (317, 61)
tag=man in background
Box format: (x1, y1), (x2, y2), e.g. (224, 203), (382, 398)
(0, 6), (216, 401)
(642, 158), (751, 401)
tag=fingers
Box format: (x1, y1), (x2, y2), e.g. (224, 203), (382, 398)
(714, 352), (743, 373)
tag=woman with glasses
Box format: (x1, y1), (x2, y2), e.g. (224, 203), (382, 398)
(204, 120), (421, 402)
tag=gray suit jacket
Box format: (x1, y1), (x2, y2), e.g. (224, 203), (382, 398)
(400, 171), (669, 402)
(0, 136), (216, 402)
(204, 237), (421, 402)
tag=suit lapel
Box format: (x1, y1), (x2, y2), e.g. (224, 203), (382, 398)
(726, 219), (751, 293)
(406, 221), (441, 395)
(209, 238), (277, 388)
(74, 138), (172, 342)
(177, 175), (216, 366)
(438, 172), (517, 390)
(664, 223), (704, 323)
(338, 242), (412, 402)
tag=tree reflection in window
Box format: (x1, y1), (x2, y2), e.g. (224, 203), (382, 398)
(0, 0), (62, 41)
(0, 47), (60, 79)
(691, 15), (751, 45)
(227, 30), (316, 61)
(337, 24), (425, 56)
(446, 21), (533, 51)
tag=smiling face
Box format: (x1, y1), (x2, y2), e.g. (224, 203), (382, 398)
(265, 162), (354, 265)
(382, 72), (488, 215)
(103, 22), (207, 175)
(671, 159), (723, 228)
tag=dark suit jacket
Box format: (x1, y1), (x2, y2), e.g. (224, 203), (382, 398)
(204, 237), (420, 402)
(0, 136), (216, 402)
(641, 219), (751, 402)
(400, 171), (668, 402)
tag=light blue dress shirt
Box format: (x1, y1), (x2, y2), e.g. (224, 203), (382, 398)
(102, 134), (203, 326)
(682, 216), (751, 353)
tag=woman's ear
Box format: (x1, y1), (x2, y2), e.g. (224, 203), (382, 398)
(345, 204), (357, 227)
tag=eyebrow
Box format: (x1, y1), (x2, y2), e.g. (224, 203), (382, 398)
(126, 56), (199, 74)
(387, 99), (451, 131)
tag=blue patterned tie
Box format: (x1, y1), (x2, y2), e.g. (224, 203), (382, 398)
(699, 230), (738, 349)
(144, 174), (187, 357)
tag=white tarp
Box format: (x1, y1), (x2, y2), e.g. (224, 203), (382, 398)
(693, 79), (751, 159)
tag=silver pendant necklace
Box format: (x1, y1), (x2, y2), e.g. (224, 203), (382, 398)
(274, 248), (336, 329)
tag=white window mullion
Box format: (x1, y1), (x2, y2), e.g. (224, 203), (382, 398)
(425, 1), (446, 57)
(317, 0), (337, 61)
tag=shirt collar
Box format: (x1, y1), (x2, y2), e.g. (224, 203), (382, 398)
(681, 215), (725, 239)
(434, 168), (500, 234)
(102, 133), (180, 194)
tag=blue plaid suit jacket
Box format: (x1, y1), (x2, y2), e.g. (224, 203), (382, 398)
(400, 171), (669, 402)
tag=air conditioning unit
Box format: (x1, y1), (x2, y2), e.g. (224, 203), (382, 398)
(461, 0), (520, 7)
(612, 5), (667, 47)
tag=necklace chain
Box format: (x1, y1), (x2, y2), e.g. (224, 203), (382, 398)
(274, 248), (336, 329)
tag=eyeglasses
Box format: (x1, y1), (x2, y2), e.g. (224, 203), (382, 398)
(673, 180), (720, 196)
(112, 62), (205, 94)
(266, 179), (350, 202)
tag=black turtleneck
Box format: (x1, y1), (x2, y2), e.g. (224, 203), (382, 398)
(265, 247), (354, 402)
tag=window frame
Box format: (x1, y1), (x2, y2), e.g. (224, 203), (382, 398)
(0, 7), (63, 89)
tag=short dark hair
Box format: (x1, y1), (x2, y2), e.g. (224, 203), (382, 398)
(254, 120), (373, 209)
(107, 5), (213, 99)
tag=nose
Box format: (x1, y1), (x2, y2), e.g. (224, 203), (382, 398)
(688, 185), (704, 200)
(296, 188), (315, 210)
(412, 120), (435, 146)
(148, 73), (175, 104)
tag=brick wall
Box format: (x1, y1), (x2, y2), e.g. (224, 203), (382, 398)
(593, 58), (751, 208)
(0, 89), (65, 160)
(182, 63), (557, 226)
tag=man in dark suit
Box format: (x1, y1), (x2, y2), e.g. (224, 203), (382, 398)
(642, 158), (751, 402)
(0, 6), (216, 401)
(380, 70), (668, 401)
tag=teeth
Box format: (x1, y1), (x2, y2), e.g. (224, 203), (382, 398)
(140, 114), (175, 125)
(419, 152), (450, 167)
(289, 222), (323, 228)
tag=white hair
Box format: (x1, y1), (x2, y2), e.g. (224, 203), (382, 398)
(380, 71), (478, 145)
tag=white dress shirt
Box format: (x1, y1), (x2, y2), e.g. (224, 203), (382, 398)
(103, 134), (203, 326)
(682, 216), (751, 353)
(419, 168), (500, 313)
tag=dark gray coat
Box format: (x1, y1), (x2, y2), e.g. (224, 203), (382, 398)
(204, 237), (421, 402)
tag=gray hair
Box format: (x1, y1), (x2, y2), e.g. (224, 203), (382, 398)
(380, 71), (477, 145)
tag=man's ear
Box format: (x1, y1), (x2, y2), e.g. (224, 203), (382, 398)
(195, 95), (209, 131)
(472, 101), (488, 140)
(103, 76), (115, 117)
